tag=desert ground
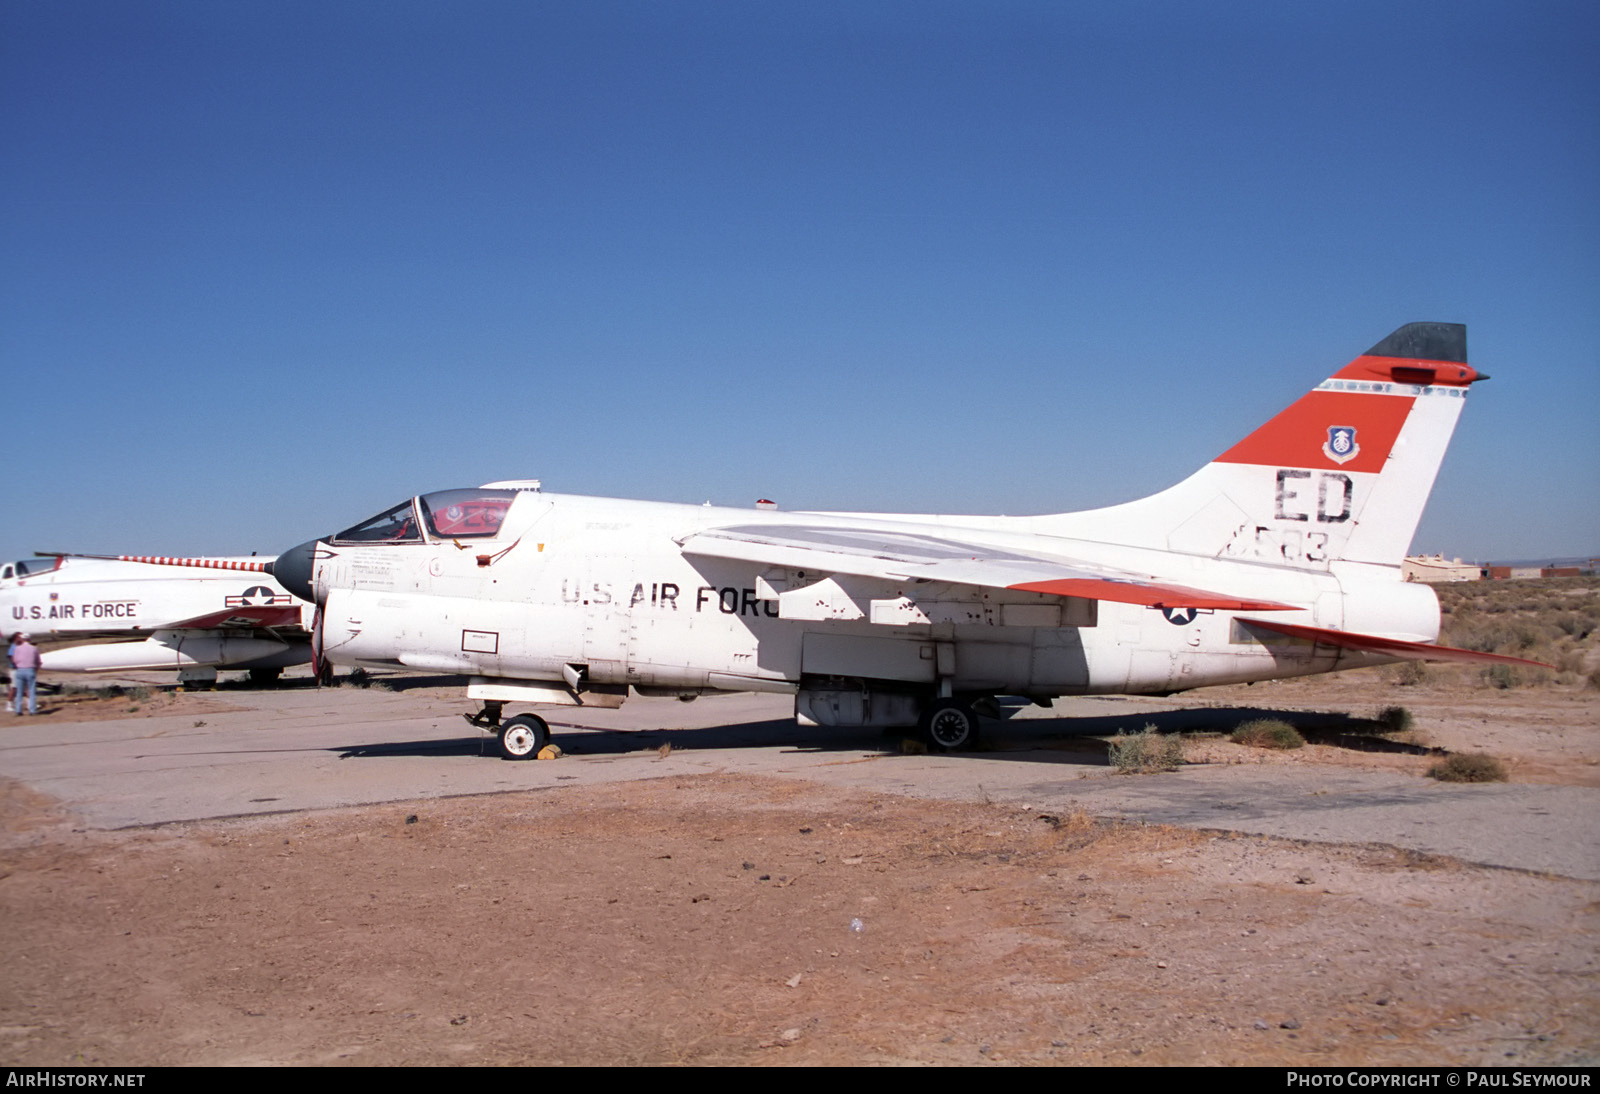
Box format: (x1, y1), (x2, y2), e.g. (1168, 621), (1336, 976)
(0, 578), (1595, 1066)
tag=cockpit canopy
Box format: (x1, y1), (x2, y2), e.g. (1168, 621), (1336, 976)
(330, 489), (518, 546)
(421, 489), (515, 538)
(1, 558), (61, 581)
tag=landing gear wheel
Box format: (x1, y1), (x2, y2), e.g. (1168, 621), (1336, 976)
(922, 699), (981, 752)
(248, 667), (283, 687)
(498, 714), (550, 761)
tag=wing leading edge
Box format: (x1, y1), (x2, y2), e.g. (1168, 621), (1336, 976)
(163, 605), (308, 631)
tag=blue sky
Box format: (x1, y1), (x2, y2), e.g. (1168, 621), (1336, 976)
(2, 0), (1595, 564)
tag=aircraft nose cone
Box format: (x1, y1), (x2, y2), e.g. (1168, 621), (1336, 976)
(273, 539), (320, 603)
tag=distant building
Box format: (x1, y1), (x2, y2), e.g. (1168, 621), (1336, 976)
(1484, 565), (1585, 580)
(1403, 554), (1483, 583)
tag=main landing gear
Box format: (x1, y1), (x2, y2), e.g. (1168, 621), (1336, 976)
(464, 700), (504, 730)
(464, 701), (551, 761)
(496, 714), (550, 761)
(920, 697), (982, 752)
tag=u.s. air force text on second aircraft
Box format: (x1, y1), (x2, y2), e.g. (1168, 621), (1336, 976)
(11, 599), (139, 622)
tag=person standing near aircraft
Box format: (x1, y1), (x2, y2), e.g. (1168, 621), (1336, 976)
(10, 632), (40, 715)
(5, 632), (17, 707)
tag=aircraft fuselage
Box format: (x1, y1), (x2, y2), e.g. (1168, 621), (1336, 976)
(311, 491), (1434, 707)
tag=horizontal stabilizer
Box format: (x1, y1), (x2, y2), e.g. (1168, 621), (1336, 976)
(1239, 619), (1553, 667)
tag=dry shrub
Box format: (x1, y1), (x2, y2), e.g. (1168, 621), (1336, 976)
(1556, 649), (1588, 673)
(1438, 579), (1599, 686)
(1107, 725), (1184, 773)
(1555, 612), (1597, 640)
(1428, 753), (1507, 783)
(1231, 718), (1305, 750)
(1035, 807), (1102, 851)
(1392, 660), (1429, 686)
(1374, 705), (1413, 734)
(1480, 664), (1521, 690)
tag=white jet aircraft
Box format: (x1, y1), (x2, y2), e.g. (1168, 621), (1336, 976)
(272, 322), (1537, 758)
(0, 554), (314, 685)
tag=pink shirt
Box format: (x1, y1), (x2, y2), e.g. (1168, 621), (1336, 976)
(10, 643), (40, 671)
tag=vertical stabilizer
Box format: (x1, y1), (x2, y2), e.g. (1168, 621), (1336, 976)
(1034, 323), (1484, 571)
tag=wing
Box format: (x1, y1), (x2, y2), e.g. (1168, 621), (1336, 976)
(163, 605), (308, 631)
(678, 523), (1297, 612)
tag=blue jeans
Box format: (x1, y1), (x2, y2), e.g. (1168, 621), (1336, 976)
(12, 668), (36, 714)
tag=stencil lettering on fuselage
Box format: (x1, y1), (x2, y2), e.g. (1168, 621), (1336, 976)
(560, 578), (778, 618)
(561, 580), (684, 609)
(1274, 469), (1352, 523)
(13, 601), (139, 621)
(696, 586), (779, 618)
(1218, 467), (1355, 565)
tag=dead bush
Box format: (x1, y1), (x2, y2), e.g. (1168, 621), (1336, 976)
(1391, 660), (1429, 686)
(1107, 725), (1184, 773)
(1374, 705), (1413, 734)
(1480, 664), (1520, 690)
(1552, 649), (1585, 674)
(1230, 718), (1305, 750)
(1428, 753), (1508, 783)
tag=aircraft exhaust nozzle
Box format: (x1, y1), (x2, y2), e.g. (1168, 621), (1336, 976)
(273, 540), (319, 603)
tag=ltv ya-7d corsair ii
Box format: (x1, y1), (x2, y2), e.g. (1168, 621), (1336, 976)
(0, 554), (313, 686)
(274, 322), (1534, 759)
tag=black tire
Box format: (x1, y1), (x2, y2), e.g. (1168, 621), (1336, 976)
(922, 699), (981, 752)
(248, 667), (283, 687)
(498, 714), (550, 761)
